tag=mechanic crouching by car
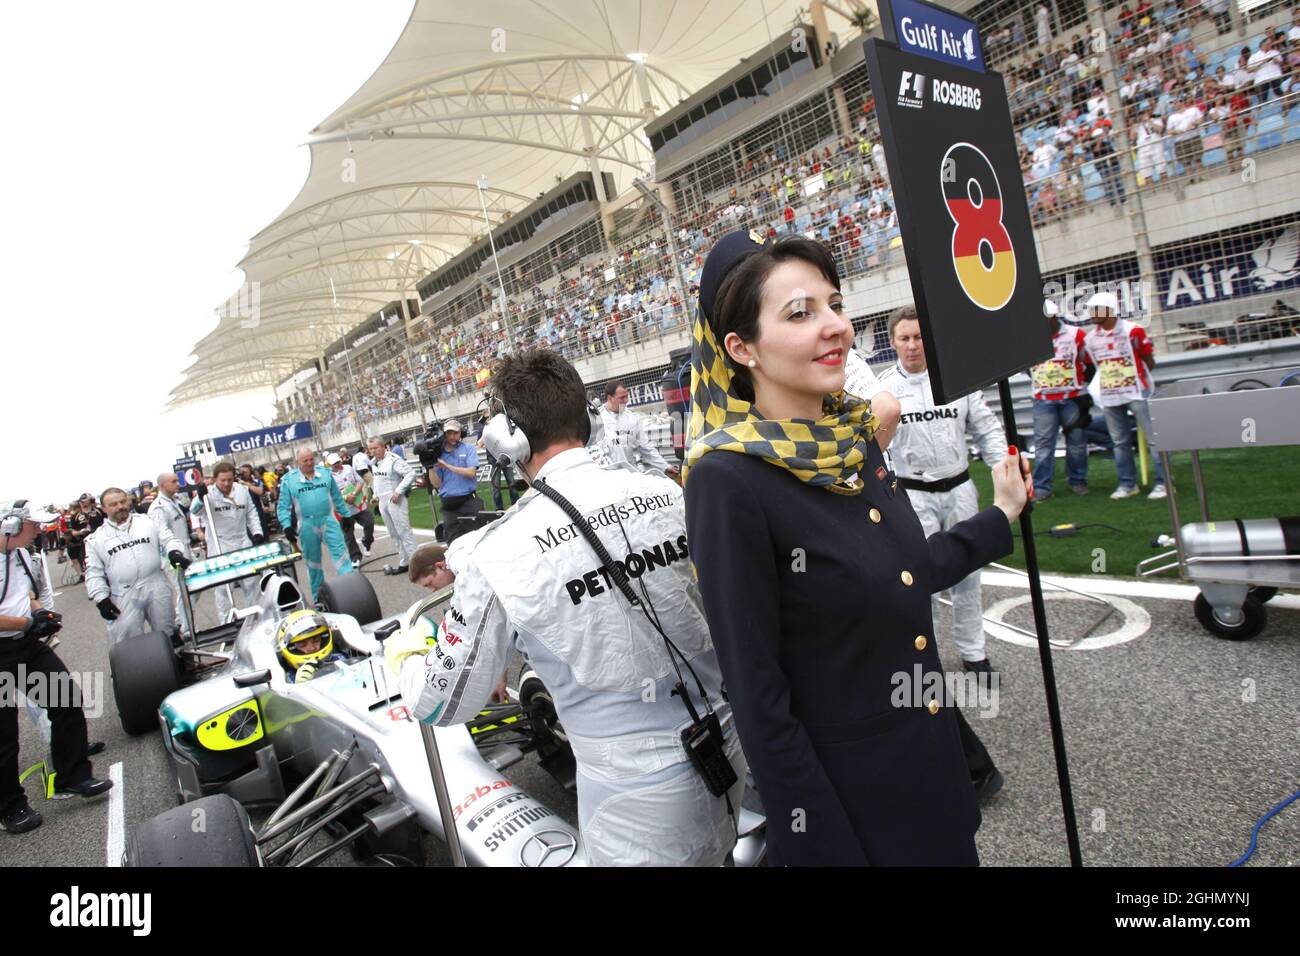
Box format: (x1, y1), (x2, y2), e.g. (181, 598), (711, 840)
(87, 488), (191, 644)
(277, 449), (352, 602)
(2, 501), (113, 834)
(385, 349), (748, 867)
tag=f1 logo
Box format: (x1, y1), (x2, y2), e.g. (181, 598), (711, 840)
(899, 71), (925, 99)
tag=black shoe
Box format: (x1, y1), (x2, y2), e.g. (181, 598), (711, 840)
(54, 777), (113, 799)
(382, 564), (409, 576)
(972, 766), (1005, 804)
(962, 658), (995, 675)
(1069, 482), (1089, 496)
(1, 804), (43, 834)
(87, 741), (106, 757)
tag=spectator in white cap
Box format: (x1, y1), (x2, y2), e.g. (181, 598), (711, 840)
(427, 419), (483, 543)
(1082, 291), (1165, 500)
(1030, 300), (1092, 499)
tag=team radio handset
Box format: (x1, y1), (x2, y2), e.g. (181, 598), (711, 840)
(530, 478), (737, 798)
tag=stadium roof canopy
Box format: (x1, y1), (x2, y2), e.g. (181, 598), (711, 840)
(170, 0), (856, 407)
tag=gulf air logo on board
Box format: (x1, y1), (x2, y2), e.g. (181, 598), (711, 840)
(940, 142), (1016, 311)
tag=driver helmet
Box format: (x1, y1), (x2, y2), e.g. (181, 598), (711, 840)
(276, 609), (335, 669)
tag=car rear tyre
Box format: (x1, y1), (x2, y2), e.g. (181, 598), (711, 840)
(126, 794), (259, 866)
(316, 571), (382, 625)
(109, 630), (181, 735)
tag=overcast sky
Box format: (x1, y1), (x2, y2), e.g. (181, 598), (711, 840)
(2, 1), (413, 505)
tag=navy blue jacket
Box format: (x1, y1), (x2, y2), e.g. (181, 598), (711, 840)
(685, 439), (1012, 865)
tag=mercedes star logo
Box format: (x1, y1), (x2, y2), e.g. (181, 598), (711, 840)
(519, 829), (578, 867)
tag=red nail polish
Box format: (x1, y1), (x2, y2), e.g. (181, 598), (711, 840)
(1008, 445), (1018, 456)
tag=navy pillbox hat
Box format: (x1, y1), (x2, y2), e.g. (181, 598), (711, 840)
(698, 228), (769, 326)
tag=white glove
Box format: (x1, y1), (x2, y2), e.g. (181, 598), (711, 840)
(385, 628), (433, 674)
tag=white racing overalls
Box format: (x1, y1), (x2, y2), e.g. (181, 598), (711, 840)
(191, 484), (261, 621)
(595, 405), (672, 475)
(395, 447), (747, 865)
(149, 493), (195, 635)
(878, 363), (1006, 663)
(85, 513), (181, 644)
(371, 450), (418, 565)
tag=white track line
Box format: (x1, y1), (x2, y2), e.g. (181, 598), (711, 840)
(106, 761), (124, 867)
(981, 569), (1300, 609)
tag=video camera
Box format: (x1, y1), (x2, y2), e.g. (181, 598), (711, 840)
(413, 419), (446, 471)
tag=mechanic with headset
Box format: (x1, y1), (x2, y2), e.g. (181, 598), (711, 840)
(1, 500), (114, 834)
(385, 348), (748, 866)
(191, 461), (265, 621)
(86, 487), (191, 644)
(276, 447), (353, 601)
(275, 609), (345, 684)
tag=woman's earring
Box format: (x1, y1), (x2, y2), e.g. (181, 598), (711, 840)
(747, 359), (757, 368)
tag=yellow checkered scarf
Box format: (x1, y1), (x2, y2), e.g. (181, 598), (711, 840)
(683, 308), (878, 495)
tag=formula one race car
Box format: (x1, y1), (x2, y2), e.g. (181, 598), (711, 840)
(108, 540), (304, 736)
(126, 566), (768, 867)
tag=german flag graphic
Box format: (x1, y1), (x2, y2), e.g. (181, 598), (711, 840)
(941, 143), (1017, 311)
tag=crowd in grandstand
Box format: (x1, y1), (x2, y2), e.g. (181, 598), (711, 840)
(1014, 2), (1300, 223)
(280, 0), (1300, 438)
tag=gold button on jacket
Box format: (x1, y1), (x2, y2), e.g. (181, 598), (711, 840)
(927, 699), (940, 715)
(868, 508), (882, 523)
(914, 635), (927, 651)
(900, 570), (913, 586)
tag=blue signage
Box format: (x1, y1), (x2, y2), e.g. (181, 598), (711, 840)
(1155, 215), (1300, 311)
(880, 0), (985, 74)
(212, 421), (314, 456)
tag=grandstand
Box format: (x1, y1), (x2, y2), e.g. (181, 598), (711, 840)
(170, 0), (1300, 458)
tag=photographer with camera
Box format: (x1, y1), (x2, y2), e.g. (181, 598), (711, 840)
(384, 350), (747, 866)
(367, 436), (418, 576)
(2, 500), (113, 835)
(423, 420), (484, 543)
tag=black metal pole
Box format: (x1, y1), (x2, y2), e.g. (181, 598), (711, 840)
(996, 377), (1083, 867)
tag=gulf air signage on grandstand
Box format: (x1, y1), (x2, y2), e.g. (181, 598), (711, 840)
(212, 421), (314, 456)
(1157, 218), (1300, 310)
(880, 0), (985, 74)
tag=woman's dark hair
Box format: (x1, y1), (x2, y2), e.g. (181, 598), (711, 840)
(709, 237), (841, 402)
(491, 348), (590, 454)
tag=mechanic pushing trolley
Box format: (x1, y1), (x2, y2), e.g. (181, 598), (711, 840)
(386, 349), (748, 866)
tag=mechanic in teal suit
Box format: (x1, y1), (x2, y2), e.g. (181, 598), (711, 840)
(277, 448), (353, 601)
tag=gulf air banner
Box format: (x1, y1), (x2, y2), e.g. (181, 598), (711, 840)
(211, 420), (313, 456)
(864, 32), (1049, 403)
